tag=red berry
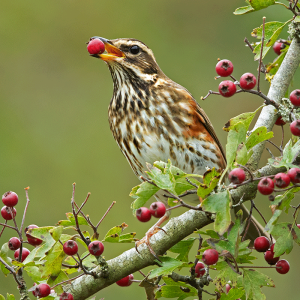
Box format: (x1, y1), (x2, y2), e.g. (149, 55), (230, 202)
(274, 173), (290, 188)
(32, 283), (37, 297)
(59, 292), (74, 300)
(239, 73), (256, 90)
(275, 116), (286, 126)
(1, 206), (16, 220)
(257, 177), (274, 195)
(273, 41), (286, 55)
(2, 191), (18, 207)
(289, 89), (300, 107)
(215, 59), (234, 77)
(35, 283), (51, 298)
(116, 274), (134, 287)
(149, 202), (166, 218)
(87, 38), (105, 55)
(254, 236), (270, 252)
(195, 262), (206, 277)
(225, 283), (231, 294)
(88, 240), (104, 256)
(297, 224), (300, 229)
(287, 168), (300, 183)
(275, 259), (290, 274)
(290, 120), (300, 136)
(218, 80), (236, 97)
(25, 225), (43, 246)
(202, 249), (219, 265)
(8, 237), (21, 250)
(228, 168), (246, 184)
(264, 245), (280, 265)
(14, 247), (30, 262)
(136, 207), (151, 222)
(63, 240), (78, 256)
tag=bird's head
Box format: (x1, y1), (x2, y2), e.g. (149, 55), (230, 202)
(91, 37), (165, 85)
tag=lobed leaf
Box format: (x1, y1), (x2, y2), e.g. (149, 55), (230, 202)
(148, 257), (185, 279)
(169, 238), (196, 262)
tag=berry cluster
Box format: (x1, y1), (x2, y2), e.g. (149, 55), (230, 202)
(135, 202), (166, 222)
(254, 237), (290, 274)
(228, 167), (300, 197)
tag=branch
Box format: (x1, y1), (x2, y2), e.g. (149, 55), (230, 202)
(65, 209), (213, 299)
(248, 25), (300, 170)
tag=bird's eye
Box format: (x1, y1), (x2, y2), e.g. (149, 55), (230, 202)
(129, 45), (140, 55)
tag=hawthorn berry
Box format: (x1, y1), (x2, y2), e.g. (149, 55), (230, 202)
(254, 236), (270, 252)
(228, 168), (246, 184)
(32, 283), (37, 297)
(2, 191), (18, 207)
(297, 224), (300, 229)
(8, 237), (21, 250)
(239, 73), (256, 90)
(149, 202), (166, 218)
(218, 80), (236, 97)
(225, 284), (231, 294)
(88, 240), (104, 256)
(60, 292), (74, 300)
(257, 177), (274, 195)
(202, 249), (219, 265)
(276, 259), (290, 274)
(290, 120), (300, 136)
(63, 240), (78, 256)
(215, 59), (234, 77)
(287, 168), (300, 183)
(87, 38), (105, 55)
(1, 206), (16, 220)
(136, 207), (152, 222)
(274, 173), (290, 188)
(14, 247), (30, 262)
(195, 262), (206, 277)
(35, 283), (51, 298)
(275, 116), (286, 126)
(264, 244), (280, 265)
(273, 41), (286, 55)
(116, 274), (134, 287)
(289, 89), (300, 107)
(25, 224), (43, 246)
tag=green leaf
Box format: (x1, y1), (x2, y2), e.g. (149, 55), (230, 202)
(130, 182), (159, 209)
(146, 160), (176, 194)
(265, 49), (288, 82)
(0, 295), (5, 300)
(268, 139), (300, 169)
(202, 191), (231, 235)
(270, 223), (300, 256)
(148, 257), (185, 279)
(252, 21), (291, 61)
(245, 127), (273, 150)
(235, 143), (249, 165)
(119, 232), (136, 243)
(40, 241), (65, 277)
(169, 238), (196, 262)
(249, 0), (275, 10)
(223, 107), (263, 132)
(265, 209), (282, 233)
(66, 213), (88, 226)
(174, 177), (199, 195)
(220, 288), (245, 300)
(154, 161), (187, 179)
(103, 223), (128, 243)
(234, 5), (255, 15)
(195, 229), (220, 239)
(24, 266), (43, 282)
(50, 226), (63, 241)
(156, 277), (197, 299)
(243, 269), (275, 300)
(47, 270), (69, 294)
(80, 251), (97, 268)
(0, 243), (11, 276)
(6, 295), (15, 300)
(213, 264), (240, 290)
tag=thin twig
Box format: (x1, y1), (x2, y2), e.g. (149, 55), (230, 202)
(244, 37), (254, 52)
(280, 124), (284, 155)
(257, 17), (266, 92)
(51, 273), (85, 289)
(201, 90), (220, 100)
(95, 201), (116, 229)
(20, 187), (30, 234)
(0, 221), (6, 238)
(0, 257), (23, 286)
(266, 140), (282, 153)
(242, 199), (255, 241)
(76, 193), (91, 216)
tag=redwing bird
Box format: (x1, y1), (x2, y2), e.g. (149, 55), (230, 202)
(91, 37), (265, 255)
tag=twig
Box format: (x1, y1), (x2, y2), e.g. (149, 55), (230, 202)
(0, 221), (6, 238)
(244, 37), (254, 52)
(95, 201), (116, 229)
(186, 178), (199, 189)
(51, 273), (85, 289)
(257, 17), (266, 92)
(266, 140), (282, 153)
(232, 193), (245, 208)
(76, 193), (91, 216)
(280, 124), (284, 155)
(0, 257), (23, 286)
(242, 199), (256, 241)
(238, 265), (276, 269)
(201, 90), (220, 100)
(20, 187), (30, 234)
(190, 235), (203, 278)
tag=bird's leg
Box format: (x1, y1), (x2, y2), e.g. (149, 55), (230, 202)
(135, 214), (169, 259)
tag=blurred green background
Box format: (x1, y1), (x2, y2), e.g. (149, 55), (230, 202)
(1, 0), (299, 299)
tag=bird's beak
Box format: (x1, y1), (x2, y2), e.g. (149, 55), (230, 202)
(91, 37), (125, 61)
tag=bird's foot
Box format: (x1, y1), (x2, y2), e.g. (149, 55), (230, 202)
(135, 215), (169, 260)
